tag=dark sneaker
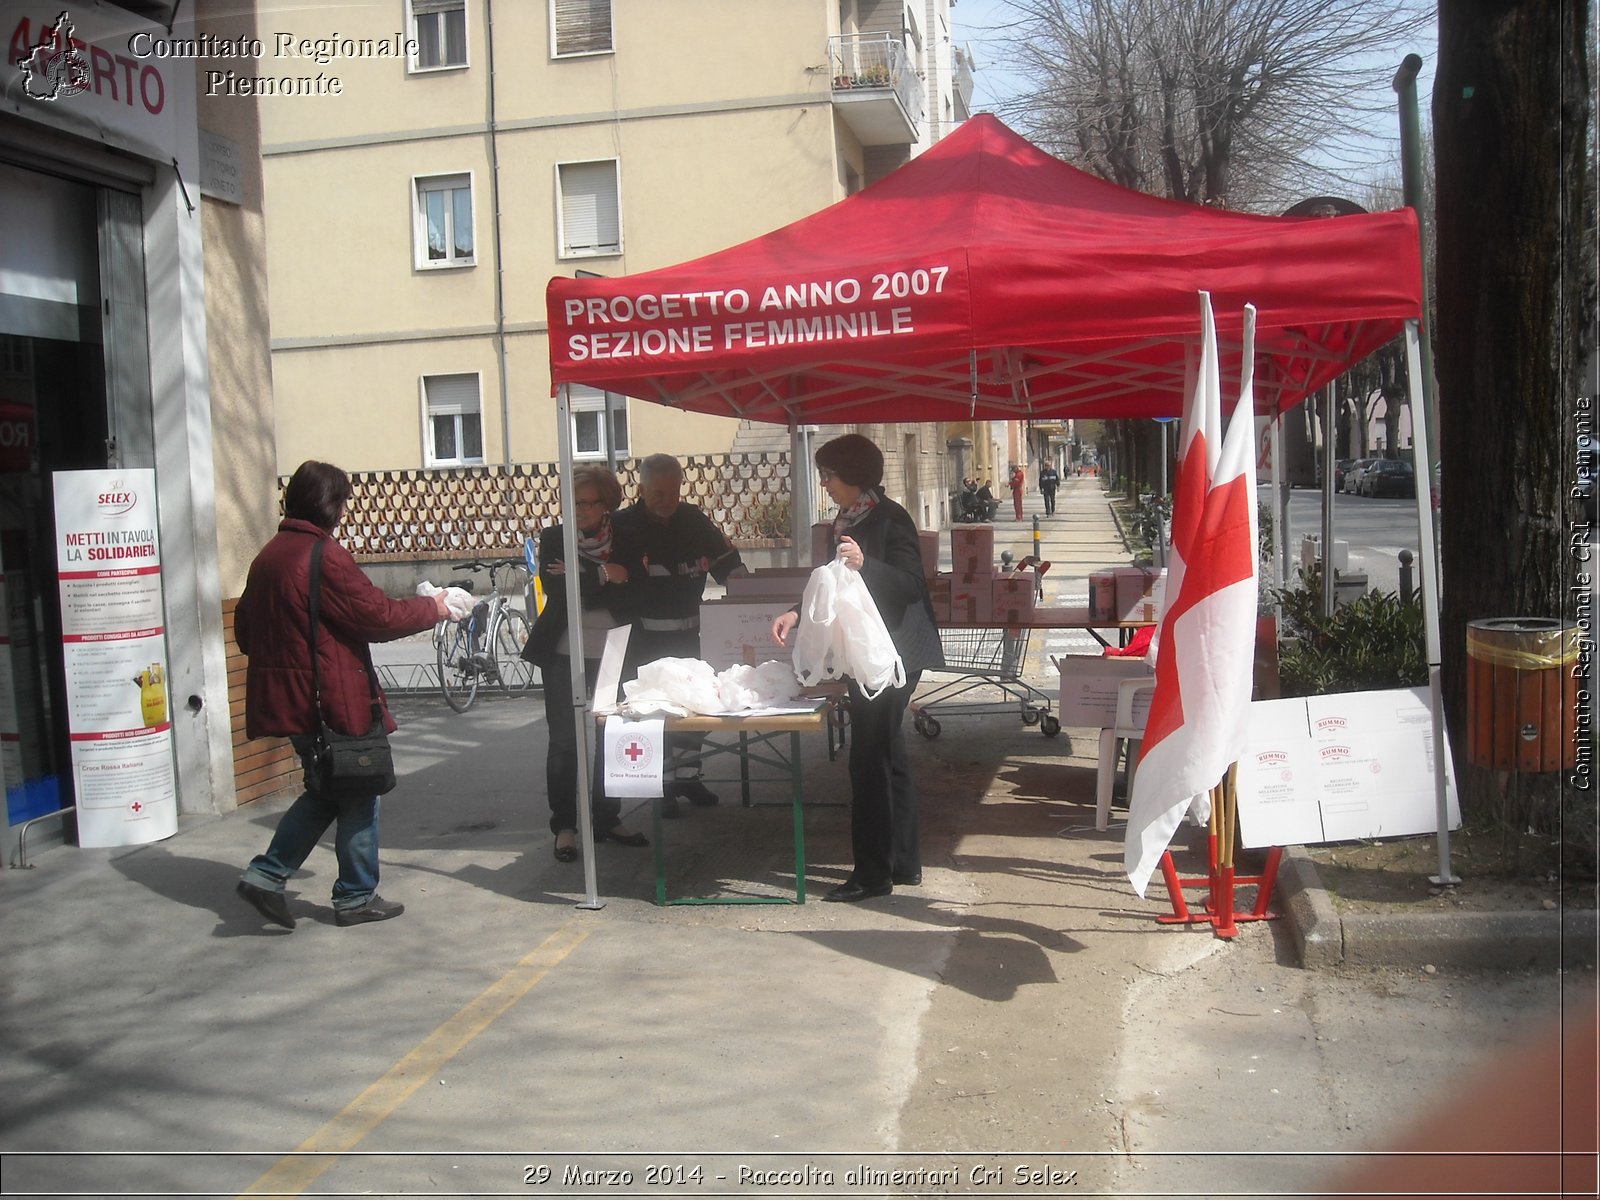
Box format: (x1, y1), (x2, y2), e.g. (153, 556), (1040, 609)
(335, 896), (405, 926)
(676, 778), (720, 807)
(237, 880), (295, 930)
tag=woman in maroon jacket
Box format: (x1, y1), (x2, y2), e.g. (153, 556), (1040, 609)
(235, 461), (448, 931)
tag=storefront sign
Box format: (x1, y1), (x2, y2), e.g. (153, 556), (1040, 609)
(52, 468), (177, 848)
(4, 4), (197, 183)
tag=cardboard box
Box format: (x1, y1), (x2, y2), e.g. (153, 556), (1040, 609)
(1114, 566), (1167, 623)
(723, 568), (812, 601)
(991, 571), (1037, 624)
(1088, 571), (1118, 621)
(918, 529), (940, 579)
(1056, 655), (1154, 727)
(811, 522), (833, 567)
(950, 525), (995, 575)
(948, 573), (985, 625)
(926, 574), (952, 624)
(699, 598), (796, 670)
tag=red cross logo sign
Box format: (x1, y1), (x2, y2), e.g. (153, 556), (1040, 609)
(624, 741), (646, 763)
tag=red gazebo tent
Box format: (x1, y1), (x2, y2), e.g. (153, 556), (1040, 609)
(542, 115), (1440, 907)
(546, 114), (1422, 422)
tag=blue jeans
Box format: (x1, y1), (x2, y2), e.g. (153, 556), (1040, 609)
(241, 735), (380, 910)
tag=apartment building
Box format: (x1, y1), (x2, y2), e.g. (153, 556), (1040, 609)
(256, 0), (971, 527)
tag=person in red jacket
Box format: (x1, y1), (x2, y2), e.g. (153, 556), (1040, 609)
(1008, 463), (1026, 520)
(234, 461), (448, 931)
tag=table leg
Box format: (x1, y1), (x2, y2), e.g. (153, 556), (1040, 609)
(740, 730), (752, 807)
(652, 794), (666, 906)
(790, 730), (805, 904)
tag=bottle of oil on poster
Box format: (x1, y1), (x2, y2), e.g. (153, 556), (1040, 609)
(137, 662), (167, 727)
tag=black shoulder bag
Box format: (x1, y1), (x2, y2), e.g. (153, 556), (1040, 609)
(308, 538), (397, 798)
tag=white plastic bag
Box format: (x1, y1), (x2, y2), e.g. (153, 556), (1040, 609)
(416, 580), (474, 621)
(622, 656), (724, 716)
(791, 559), (905, 699)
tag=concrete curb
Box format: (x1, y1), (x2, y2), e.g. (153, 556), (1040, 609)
(1280, 845), (1599, 972)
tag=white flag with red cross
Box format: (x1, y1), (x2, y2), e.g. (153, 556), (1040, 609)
(1125, 302), (1261, 896)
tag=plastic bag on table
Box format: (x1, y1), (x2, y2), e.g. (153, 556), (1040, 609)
(717, 661), (803, 711)
(623, 656), (724, 716)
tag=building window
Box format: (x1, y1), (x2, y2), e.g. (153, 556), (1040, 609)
(410, 0), (467, 70)
(423, 373), (484, 465)
(414, 173), (474, 268)
(557, 160), (621, 258)
(569, 384), (629, 460)
(551, 0), (612, 57)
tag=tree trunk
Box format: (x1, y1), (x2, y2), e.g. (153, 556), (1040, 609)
(1434, 0), (1593, 837)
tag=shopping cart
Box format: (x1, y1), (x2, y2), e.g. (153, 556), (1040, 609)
(910, 625), (1061, 739)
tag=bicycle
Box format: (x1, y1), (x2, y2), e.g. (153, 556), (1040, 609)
(433, 558), (536, 712)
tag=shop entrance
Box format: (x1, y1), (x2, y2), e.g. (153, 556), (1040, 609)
(0, 163), (136, 849)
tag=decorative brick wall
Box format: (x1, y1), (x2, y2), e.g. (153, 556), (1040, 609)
(319, 454), (796, 562)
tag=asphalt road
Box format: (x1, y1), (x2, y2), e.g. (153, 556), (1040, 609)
(1269, 485), (1432, 597)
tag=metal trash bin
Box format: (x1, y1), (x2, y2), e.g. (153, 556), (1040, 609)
(1465, 617), (1581, 772)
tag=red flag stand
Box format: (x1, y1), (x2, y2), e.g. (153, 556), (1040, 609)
(1155, 764), (1283, 937)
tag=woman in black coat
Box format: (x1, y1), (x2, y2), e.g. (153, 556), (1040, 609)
(523, 465), (648, 860)
(771, 434), (944, 902)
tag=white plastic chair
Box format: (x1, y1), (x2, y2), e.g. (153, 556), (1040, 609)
(1095, 677), (1156, 831)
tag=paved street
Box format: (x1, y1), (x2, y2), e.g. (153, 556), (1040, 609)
(2, 478), (1590, 1199)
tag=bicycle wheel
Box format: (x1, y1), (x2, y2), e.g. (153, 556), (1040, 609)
(490, 607), (536, 694)
(436, 620), (479, 712)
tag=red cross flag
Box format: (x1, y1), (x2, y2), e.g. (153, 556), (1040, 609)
(1125, 302), (1261, 896)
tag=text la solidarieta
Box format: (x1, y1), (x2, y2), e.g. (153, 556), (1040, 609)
(128, 30), (421, 97)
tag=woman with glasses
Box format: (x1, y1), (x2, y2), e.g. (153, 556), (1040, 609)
(770, 435), (944, 902)
(523, 464), (648, 861)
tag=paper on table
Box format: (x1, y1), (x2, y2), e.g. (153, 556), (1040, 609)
(592, 625), (632, 715)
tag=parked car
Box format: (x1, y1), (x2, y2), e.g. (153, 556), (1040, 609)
(1343, 458), (1377, 494)
(1360, 458), (1415, 498)
(1332, 458), (1355, 491)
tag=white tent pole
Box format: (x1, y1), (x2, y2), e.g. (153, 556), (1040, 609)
(1271, 404), (1286, 593)
(790, 418), (814, 567)
(1403, 321), (1458, 886)
(557, 383), (604, 909)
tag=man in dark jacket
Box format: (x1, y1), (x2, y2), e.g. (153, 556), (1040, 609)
(611, 453), (745, 814)
(235, 461), (447, 930)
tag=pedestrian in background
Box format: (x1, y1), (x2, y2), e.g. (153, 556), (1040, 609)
(1008, 462), (1026, 520)
(613, 453), (746, 816)
(770, 434), (943, 902)
(523, 464), (649, 861)
(1038, 460), (1060, 515)
(235, 461), (449, 930)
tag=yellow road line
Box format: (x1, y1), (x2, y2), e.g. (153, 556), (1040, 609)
(239, 923), (590, 1197)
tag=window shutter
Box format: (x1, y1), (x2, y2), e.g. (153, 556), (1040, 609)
(559, 162), (619, 254)
(424, 373), (480, 414)
(553, 0), (612, 56)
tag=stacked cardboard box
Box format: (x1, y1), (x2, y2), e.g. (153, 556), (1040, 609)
(1113, 566), (1167, 623)
(699, 598), (798, 670)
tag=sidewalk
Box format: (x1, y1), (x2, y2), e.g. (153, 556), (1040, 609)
(1, 477), (1589, 1196)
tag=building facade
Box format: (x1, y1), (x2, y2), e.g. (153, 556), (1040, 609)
(1, 0), (280, 862)
(256, 0), (970, 530)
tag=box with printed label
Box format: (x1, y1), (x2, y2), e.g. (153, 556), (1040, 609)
(699, 599), (797, 671)
(1056, 656), (1154, 727)
(1089, 571), (1118, 621)
(991, 571), (1037, 624)
(949, 525), (995, 576)
(1114, 566), (1167, 623)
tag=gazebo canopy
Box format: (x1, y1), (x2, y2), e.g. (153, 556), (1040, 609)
(546, 115), (1423, 424)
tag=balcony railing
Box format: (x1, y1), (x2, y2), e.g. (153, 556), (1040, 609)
(827, 33), (924, 139)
